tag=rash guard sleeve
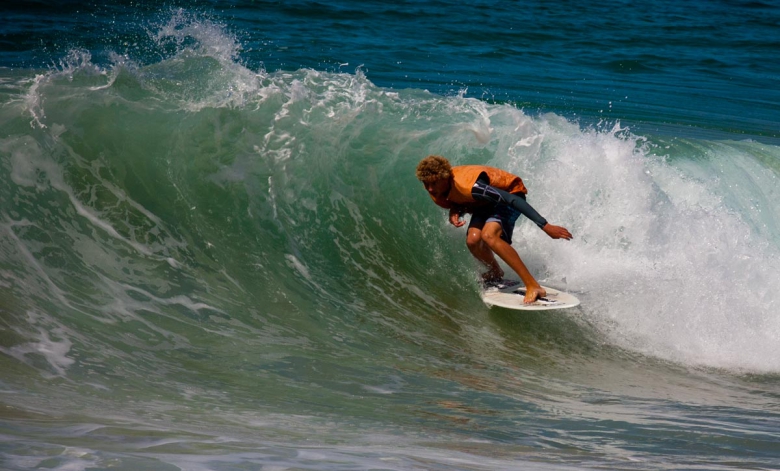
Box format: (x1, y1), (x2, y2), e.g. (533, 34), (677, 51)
(471, 173), (548, 228)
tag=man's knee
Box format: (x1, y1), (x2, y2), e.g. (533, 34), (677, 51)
(466, 230), (483, 250)
(481, 224), (504, 247)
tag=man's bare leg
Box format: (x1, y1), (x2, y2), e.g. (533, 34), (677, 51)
(480, 222), (546, 303)
(466, 227), (503, 281)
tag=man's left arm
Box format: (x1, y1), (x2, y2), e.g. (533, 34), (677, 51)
(541, 223), (572, 240)
(472, 177), (572, 239)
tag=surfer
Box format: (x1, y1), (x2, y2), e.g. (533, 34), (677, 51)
(416, 155), (572, 303)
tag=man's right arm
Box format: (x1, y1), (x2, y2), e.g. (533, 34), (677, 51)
(449, 207), (465, 227)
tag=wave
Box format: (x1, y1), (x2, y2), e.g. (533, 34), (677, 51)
(1, 11), (780, 409)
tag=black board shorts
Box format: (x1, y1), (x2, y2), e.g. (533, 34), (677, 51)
(468, 204), (522, 244)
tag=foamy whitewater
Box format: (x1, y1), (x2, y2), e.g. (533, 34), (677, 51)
(1, 4), (779, 470)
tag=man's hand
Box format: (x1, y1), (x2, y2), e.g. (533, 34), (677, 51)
(449, 209), (465, 227)
(542, 223), (572, 240)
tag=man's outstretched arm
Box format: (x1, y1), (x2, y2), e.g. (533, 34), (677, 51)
(471, 176), (572, 239)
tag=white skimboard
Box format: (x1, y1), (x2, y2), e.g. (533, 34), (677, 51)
(481, 279), (580, 311)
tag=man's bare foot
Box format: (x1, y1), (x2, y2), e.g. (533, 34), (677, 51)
(481, 267), (504, 283)
(524, 285), (547, 304)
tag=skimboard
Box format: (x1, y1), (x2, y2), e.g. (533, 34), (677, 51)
(481, 279), (580, 311)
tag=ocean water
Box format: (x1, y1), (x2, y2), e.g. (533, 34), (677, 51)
(1, 1), (780, 470)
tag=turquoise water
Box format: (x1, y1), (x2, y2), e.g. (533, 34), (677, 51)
(1, 2), (780, 470)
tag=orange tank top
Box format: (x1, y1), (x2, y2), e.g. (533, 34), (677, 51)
(446, 165), (527, 205)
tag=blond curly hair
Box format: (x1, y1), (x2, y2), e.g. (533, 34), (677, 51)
(416, 155), (452, 183)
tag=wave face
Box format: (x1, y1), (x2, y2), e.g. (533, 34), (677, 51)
(2, 11), (780, 471)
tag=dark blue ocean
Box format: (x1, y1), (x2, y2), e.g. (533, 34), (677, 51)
(2, 1), (780, 470)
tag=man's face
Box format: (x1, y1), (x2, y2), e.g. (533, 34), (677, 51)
(424, 178), (450, 199)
